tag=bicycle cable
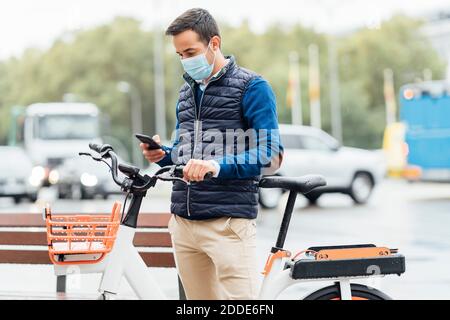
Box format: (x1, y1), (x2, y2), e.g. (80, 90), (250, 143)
(101, 159), (112, 171)
(121, 190), (131, 223)
(292, 249), (317, 260)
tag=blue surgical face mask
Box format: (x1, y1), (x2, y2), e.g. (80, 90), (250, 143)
(180, 42), (216, 81)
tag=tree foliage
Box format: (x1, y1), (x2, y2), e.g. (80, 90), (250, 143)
(0, 15), (445, 153)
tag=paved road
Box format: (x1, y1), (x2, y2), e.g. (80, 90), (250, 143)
(0, 179), (449, 299)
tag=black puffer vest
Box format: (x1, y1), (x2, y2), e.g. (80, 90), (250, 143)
(170, 56), (260, 220)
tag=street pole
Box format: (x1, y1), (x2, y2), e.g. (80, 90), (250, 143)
(131, 88), (143, 167)
(288, 51), (303, 125)
(328, 36), (343, 143)
(308, 44), (321, 129)
(383, 68), (397, 126)
(117, 81), (144, 167)
(153, 0), (167, 141)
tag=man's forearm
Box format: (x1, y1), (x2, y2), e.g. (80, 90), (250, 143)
(216, 143), (283, 179)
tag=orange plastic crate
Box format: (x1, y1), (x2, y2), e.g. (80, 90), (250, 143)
(45, 201), (122, 265)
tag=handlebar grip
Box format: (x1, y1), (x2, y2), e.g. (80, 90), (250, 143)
(89, 143), (102, 153)
(173, 166), (184, 178)
(204, 172), (214, 179)
(172, 166), (214, 180)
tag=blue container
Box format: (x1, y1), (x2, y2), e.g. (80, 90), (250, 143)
(399, 82), (450, 181)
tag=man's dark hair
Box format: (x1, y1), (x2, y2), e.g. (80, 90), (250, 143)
(165, 8), (220, 44)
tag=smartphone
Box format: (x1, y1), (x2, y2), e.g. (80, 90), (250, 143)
(135, 133), (162, 150)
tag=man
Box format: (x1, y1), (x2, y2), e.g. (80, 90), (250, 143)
(140, 8), (283, 300)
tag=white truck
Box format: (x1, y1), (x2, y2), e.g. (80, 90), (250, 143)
(21, 102), (102, 185)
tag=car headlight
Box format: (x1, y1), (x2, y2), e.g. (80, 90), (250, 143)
(48, 170), (59, 185)
(80, 173), (98, 187)
(29, 166), (46, 187)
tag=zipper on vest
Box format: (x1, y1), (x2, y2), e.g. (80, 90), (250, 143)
(186, 84), (198, 217)
(186, 181), (191, 216)
(185, 84), (206, 217)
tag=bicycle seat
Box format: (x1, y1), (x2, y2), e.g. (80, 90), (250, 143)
(259, 175), (326, 194)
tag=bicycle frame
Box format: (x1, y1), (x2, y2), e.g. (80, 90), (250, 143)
(53, 225), (376, 300)
(54, 224), (165, 299)
(49, 144), (398, 300)
(52, 189), (166, 299)
(51, 190), (382, 300)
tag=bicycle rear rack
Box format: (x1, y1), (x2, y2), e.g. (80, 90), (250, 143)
(286, 244), (406, 280)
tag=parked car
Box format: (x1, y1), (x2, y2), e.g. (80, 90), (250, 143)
(0, 146), (39, 203)
(259, 124), (386, 208)
(53, 155), (125, 200)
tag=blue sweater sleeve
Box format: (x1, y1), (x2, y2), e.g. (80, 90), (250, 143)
(156, 103), (180, 167)
(217, 77), (283, 179)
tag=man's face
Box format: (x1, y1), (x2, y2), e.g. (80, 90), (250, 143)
(172, 30), (217, 63)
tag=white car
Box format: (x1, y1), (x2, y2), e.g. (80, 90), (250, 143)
(259, 124), (386, 208)
(0, 146), (39, 203)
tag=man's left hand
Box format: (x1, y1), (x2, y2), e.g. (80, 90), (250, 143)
(183, 159), (217, 182)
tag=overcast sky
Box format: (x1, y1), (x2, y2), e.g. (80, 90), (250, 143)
(0, 0), (449, 59)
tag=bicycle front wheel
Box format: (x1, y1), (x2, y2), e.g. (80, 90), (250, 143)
(303, 283), (392, 300)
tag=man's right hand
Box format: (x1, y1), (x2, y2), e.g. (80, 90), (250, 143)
(140, 134), (166, 163)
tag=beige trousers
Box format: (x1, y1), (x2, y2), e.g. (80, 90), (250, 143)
(167, 213), (259, 300)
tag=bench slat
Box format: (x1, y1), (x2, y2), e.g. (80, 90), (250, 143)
(0, 232), (46, 246)
(0, 231), (173, 247)
(0, 250), (176, 267)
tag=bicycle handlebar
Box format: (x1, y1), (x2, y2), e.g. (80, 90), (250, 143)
(89, 143), (114, 155)
(81, 142), (214, 192)
(88, 143), (102, 154)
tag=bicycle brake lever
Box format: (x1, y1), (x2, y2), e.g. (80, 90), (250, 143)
(159, 175), (187, 184)
(92, 155), (103, 161)
(79, 152), (102, 162)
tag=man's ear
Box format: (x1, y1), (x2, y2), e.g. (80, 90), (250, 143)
(210, 35), (221, 50)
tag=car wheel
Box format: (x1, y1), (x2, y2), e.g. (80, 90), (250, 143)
(71, 184), (82, 200)
(259, 187), (282, 209)
(305, 192), (321, 205)
(57, 187), (68, 199)
(28, 194), (38, 202)
(13, 196), (22, 204)
(81, 187), (94, 200)
(349, 172), (374, 204)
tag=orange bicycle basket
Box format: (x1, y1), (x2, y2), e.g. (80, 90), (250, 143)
(45, 201), (122, 265)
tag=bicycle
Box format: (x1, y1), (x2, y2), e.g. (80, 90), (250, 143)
(45, 143), (405, 300)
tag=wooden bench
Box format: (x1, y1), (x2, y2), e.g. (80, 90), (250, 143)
(0, 211), (185, 299)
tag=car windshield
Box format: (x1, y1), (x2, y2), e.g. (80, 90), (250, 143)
(34, 115), (98, 140)
(300, 135), (333, 151)
(281, 134), (304, 149)
(281, 134), (334, 151)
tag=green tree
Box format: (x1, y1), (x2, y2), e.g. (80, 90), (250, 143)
(338, 15), (445, 147)
(0, 15), (445, 153)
